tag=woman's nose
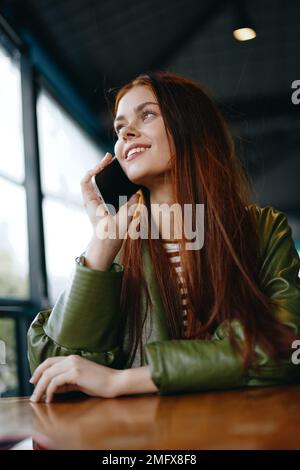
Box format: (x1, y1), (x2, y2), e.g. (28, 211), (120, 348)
(120, 124), (140, 139)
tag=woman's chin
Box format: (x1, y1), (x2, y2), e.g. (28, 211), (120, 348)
(126, 169), (149, 187)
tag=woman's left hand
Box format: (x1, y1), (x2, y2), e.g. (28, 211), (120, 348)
(29, 355), (122, 403)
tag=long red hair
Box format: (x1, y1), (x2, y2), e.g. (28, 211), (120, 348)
(110, 71), (296, 369)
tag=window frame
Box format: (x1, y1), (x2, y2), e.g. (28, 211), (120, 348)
(0, 19), (104, 396)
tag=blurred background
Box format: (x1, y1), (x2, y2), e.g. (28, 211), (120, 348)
(0, 0), (299, 396)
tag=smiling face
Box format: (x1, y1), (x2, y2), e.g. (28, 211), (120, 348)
(113, 85), (174, 188)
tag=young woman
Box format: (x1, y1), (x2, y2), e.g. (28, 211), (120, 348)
(27, 72), (300, 403)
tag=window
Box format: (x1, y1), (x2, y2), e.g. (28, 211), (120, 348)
(0, 317), (18, 397)
(0, 43), (28, 397)
(37, 90), (104, 303)
(0, 46), (29, 299)
(0, 34), (105, 397)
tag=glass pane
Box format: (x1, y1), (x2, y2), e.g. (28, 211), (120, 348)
(287, 215), (300, 271)
(0, 45), (24, 183)
(43, 198), (93, 304)
(0, 177), (29, 298)
(0, 318), (19, 397)
(37, 89), (104, 205)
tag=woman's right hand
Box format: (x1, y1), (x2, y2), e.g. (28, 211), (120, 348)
(80, 152), (140, 269)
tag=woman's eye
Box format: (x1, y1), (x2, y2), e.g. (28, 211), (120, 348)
(115, 110), (156, 134)
(142, 110), (156, 120)
(115, 125), (123, 133)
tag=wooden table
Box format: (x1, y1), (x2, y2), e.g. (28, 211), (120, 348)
(1, 384), (300, 450)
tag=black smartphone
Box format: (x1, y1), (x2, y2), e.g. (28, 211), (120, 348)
(92, 156), (143, 214)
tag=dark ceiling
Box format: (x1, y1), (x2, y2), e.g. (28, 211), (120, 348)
(2, 1), (299, 115)
(0, 0), (299, 211)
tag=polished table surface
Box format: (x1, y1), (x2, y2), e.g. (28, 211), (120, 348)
(1, 384), (300, 450)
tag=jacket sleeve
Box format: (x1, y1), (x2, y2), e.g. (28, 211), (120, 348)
(144, 206), (300, 395)
(27, 259), (126, 375)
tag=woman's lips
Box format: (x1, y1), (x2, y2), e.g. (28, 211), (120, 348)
(126, 148), (150, 162)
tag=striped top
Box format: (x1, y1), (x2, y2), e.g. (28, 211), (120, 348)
(163, 240), (189, 338)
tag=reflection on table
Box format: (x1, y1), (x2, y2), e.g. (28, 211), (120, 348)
(1, 385), (300, 449)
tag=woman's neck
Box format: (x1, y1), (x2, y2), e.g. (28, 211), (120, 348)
(149, 180), (174, 207)
(149, 181), (181, 242)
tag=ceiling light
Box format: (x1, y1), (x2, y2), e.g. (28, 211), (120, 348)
(232, 2), (256, 42)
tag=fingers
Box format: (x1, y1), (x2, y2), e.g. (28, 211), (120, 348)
(80, 152), (112, 186)
(30, 357), (65, 385)
(45, 371), (75, 403)
(80, 153), (113, 211)
(30, 356), (76, 402)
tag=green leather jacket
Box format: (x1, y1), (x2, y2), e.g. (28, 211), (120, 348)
(27, 205), (300, 395)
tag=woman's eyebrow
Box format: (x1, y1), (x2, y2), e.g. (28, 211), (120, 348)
(114, 101), (159, 125)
